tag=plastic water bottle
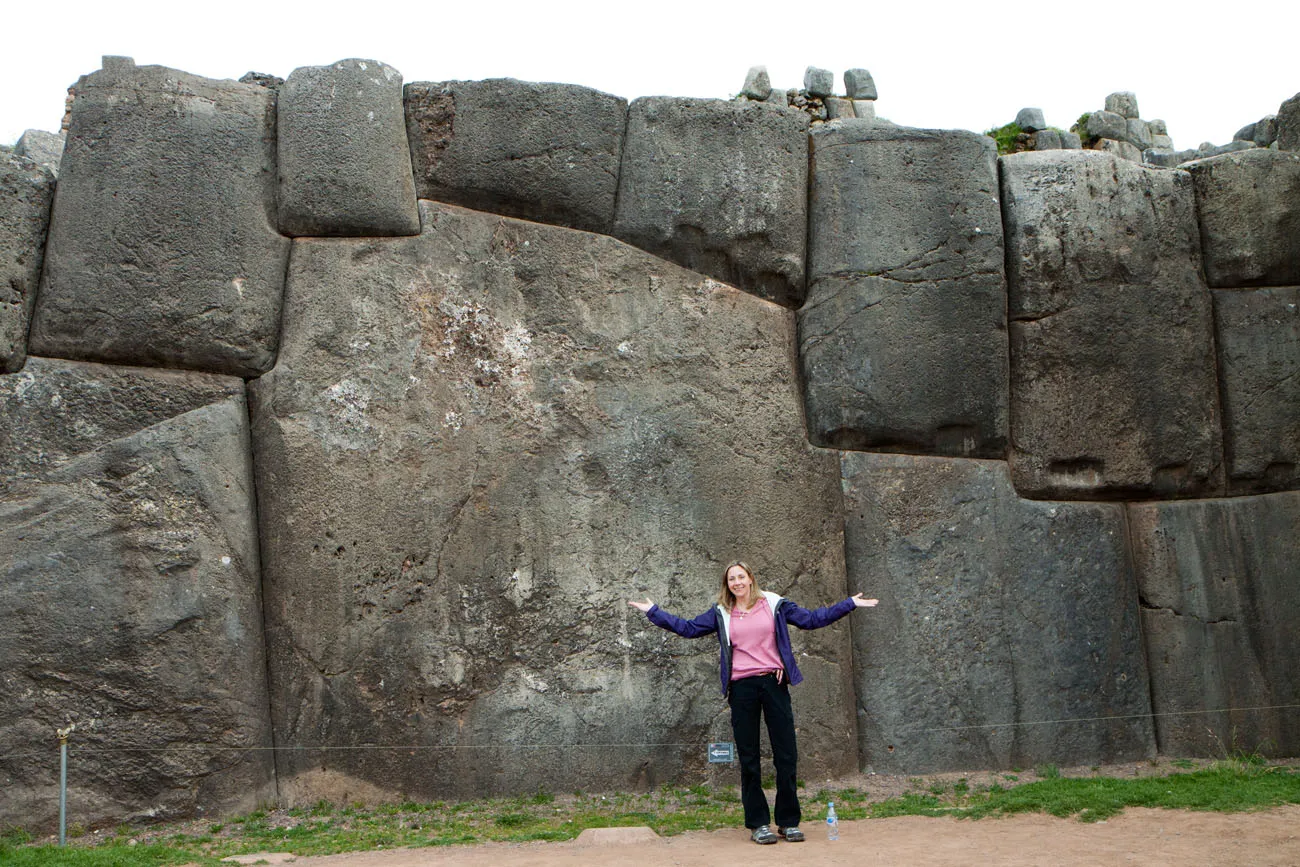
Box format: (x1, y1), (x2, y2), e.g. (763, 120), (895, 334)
(826, 800), (839, 841)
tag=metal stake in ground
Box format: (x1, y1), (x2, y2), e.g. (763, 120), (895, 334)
(57, 723), (75, 846)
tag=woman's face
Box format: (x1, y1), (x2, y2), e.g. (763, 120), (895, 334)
(727, 566), (753, 605)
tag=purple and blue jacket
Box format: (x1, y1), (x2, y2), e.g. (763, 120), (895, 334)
(645, 590), (857, 697)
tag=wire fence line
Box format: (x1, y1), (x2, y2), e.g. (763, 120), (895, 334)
(2, 702), (1295, 764)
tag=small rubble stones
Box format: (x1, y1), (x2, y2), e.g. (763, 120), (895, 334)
(1105, 91), (1140, 118)
(1015, 107), (1046, 132)
(741, 66), (771, 100)
(844, 68), (877, 100)
(238, 71), (284, 90)
(804, 66), (834, 98)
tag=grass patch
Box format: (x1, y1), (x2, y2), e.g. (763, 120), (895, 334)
(7, 760), (1298, 863)
(984, 121), (1026, 155)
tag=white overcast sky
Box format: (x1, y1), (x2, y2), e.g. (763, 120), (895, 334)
(3, 1), (1297, 152)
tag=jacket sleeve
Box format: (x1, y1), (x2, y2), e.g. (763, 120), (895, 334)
(646, 604), (719, 639)
(782, 597), (856, 630)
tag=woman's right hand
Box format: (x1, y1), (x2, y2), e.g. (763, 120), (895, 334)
(628, 598), (654, 613)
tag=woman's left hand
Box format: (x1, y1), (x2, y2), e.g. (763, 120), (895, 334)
(851, 593), (879, 608)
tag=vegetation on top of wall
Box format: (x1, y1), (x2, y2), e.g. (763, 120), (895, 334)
(985, 121), (1025, 155)
(1072, 112), (1098, 147)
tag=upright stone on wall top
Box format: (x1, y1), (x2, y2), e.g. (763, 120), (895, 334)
(0, 152), (55, 372)
(800, 122), (1008, 457)
(1000, 150), (1223, 499)
(613, 97), (808, 308)
(404, 78), (626, 235)
(278, 59), (420, 237)
(28, 58), (290, 377)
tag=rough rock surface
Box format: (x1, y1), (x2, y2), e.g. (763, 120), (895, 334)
(0, 152), (55, 372)
(1212, 287), (1300, 493)
(844, 69), (877, 100)
(1000, 151), (1222, 499)
(740, 66), (771, 100)
(1015, 108), (1046, 132)
(278, 59), (419, 237)
(1129, 494), (1300, 756)
(14, 129), (64, 177)
(249, 201), (855, 801)
(28, 59), (289, 377)
(842, 453), (1154, 774)
(1105, 92), (1140, 118)
(404, 79), (626, 235)
(1277, 92), (1300, 151)
(613, 98), (808, 308)
(0, 357), (273, 831)
(1186, 149), (1300, 288)
(801, 122), (1007, 457)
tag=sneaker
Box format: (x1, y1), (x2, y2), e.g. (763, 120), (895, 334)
(779, 826), (805, 842)
(750, 825), (778, 844)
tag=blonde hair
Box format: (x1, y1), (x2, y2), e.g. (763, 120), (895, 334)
(717, 561), (763, 609)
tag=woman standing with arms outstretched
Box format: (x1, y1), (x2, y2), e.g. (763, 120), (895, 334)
(629, 561), (878, 845)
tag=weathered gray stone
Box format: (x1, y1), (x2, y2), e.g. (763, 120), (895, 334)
(1254, 115), (1278, 147)
(1105, 91), (1140, 118)
(28, 59), (290, 377)
(1015, 107), (1046, 132)
(1151, 133), (1174, 150)
(765, 87), (788, 106)
(14, 129), (64, 177)
(824, 97), (854, 119)
(0, 357), (273, 831)
(1125, 117), (1152, 150)
(613, 97), (808, 307)
(1130, 494), (1300, 756)
(1144, 148), (1199, 168)
(1149, 119), (1168, 136)
(852, 99), (876, 121)
(249, 201), (856, 801)
(1060, 130), (1082, 149)
(740, 65), (771, 100)
(238, 70), (283, 90)
(278, 59), (419, 237)
(1212, 287), (1300, 493)
(0, 153), (54, 373)
(1234, 121), (1257, 142)
(1278, 92), (1300, 151)
(842, 453), (1154, 774)
(1098, 138), (1144, 162)
(804, 66), (834, 97)
(1086, 109), (1126, 141)
(1033, 129), (1062, 150)
(404, 79), (627, 234)
(843, 68), (877, 100)
(1186, 148), (1300, 287)
(801, 123), (1007, 457)
(1000, 151), (1223, 499)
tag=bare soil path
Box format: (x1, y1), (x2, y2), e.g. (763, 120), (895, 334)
(237, 805), (1300, 867)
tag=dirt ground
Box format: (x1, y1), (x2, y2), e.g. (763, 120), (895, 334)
(231, 806), (1300, 867)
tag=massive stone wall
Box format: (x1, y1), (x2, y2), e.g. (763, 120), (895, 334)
(1, 57), (1297, 831)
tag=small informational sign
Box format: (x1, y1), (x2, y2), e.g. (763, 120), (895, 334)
(707, 742), (735, 763)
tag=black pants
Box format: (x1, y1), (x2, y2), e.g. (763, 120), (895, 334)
(729, 673), (800, 829)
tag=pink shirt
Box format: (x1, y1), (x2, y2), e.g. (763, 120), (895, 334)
(729, 597), (784, 680)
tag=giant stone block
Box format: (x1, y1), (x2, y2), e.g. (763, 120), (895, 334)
(249, 201), (855, 802)
(28, 59), (290, 377)
(1129, 494), (1300, 756)
(1186, 149), (1300, 288)
(1213, 287), (1300, 493)
(613, 97), (808, 308)
(278, 59), (419, 237)
(0, 152), (54, 372)
(801, 122), (1008, 457)
(1000, 151), (1223, 499)
(0, 357), (273, 830)
(404, 79), (626, 235)
(841, 453), (1154, 774)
